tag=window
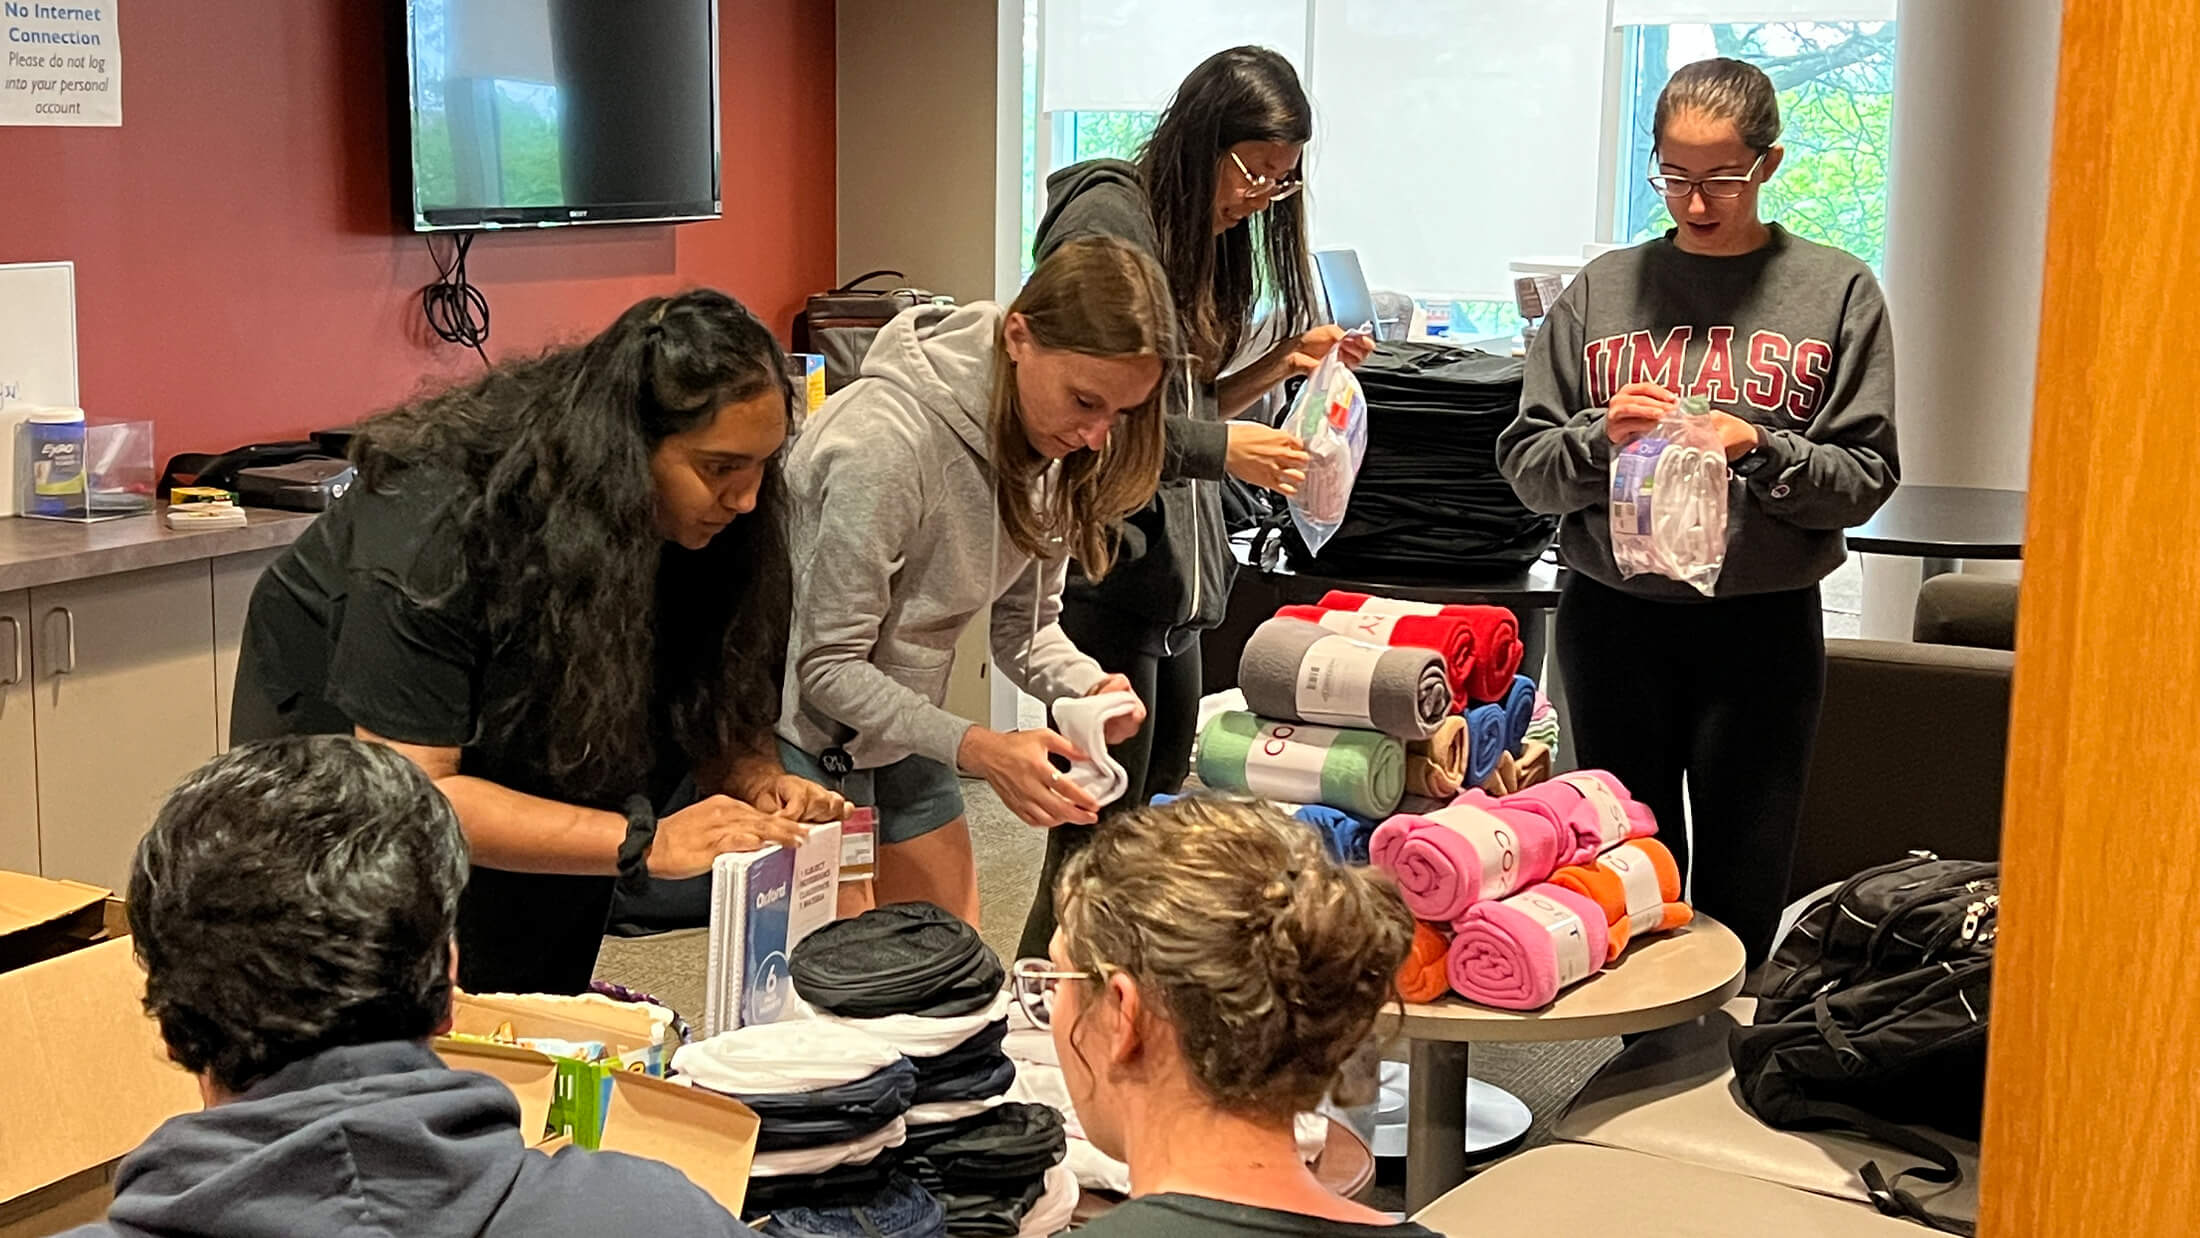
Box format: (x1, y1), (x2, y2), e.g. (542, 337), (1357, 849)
(1614, 18), (1897, 271)
(1025, 1), (1897, 330)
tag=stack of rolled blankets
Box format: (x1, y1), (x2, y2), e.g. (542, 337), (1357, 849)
(1195, 591), (1537, 862)
(1377, 770), (1694, 1010)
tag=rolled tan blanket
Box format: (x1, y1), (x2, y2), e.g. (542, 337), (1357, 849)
(1404, 716), (1468, 799)
(1515, 740), (1553, 789)
(1480, 750), (1522, 796)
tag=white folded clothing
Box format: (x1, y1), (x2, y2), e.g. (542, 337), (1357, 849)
(671, 1019), (907, 1096)
(748, 1116), (908, 1178)
(1004, 998), (1058, 1068)
(1051, 691), (1143, 806)
(1294, 1112), (1327, 1163)
(1018, 1163), (1080, 1238)
(906, 1095), (1009, 1127)
(816, 990), (1016, 1059)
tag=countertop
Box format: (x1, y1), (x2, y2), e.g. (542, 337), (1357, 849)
(0, 506), (317, 593)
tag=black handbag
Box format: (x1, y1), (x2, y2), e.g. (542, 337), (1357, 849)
(791, 269), (952, 394)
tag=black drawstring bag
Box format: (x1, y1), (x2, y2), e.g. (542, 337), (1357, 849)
(792, 903), (1005, 1019)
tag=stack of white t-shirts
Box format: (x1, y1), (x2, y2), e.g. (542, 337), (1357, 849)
(672, 1020), (926, 1216)
(1001, 1002), (1327, 1195)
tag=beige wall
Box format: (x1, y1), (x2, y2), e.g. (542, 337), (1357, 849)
(836, 0), (1018, 304)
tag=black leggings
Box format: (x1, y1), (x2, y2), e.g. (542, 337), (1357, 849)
(1556, 574), (1826, 969)
(1017, 597), (1202, 960)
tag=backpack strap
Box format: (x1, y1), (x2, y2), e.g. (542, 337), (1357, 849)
(1860, 1161), (1977, 1235)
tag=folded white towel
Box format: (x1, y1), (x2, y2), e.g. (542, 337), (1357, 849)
(671, 1019), (906, 1095)
(748, 1116), (908, 1178)
(1051, 691), (1144, 806)
(814, 990), (1016, 1059)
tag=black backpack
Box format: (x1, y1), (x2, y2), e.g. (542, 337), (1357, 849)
(1731, 854), (1998, 1233)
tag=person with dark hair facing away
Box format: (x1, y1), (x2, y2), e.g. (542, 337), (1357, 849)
(231, 289), (844, 995)
(61, 737), (753, 1238)
(1500, 58), (1899, 967)
(1013, 796), (1433, 1238)
(1017, 46), (1375, 960)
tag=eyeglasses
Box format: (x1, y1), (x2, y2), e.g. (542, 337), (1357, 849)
(1011, 957), (1092, 1030)
(1646, 153), (1765, 201)
(1229, 150), (1304, 203)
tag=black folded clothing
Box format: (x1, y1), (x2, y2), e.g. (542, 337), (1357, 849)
(792, 903), (1006, 1019)
(924, 1175), (1048, 1238)
(754, 1172), (946, 1238)
(902, 1103), (1066, 1181)
(744, 1159), (901, 1215)
(911, 1052), (1017, 1107)
(733, 1059), (918, 1152)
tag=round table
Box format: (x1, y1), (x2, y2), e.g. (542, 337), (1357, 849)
(1845, 484), (2026, 579)
(1379, 917), (1749, 1211)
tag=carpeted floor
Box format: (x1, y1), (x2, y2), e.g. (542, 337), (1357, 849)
(592, 777), (1619, 1194)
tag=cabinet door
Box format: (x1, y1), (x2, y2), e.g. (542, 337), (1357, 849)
(30, 562), (219, 890)
(0, 590), (37, 875)
(212, 549), (280, 753)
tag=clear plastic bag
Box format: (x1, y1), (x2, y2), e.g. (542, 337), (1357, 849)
(1609, 394), (1730, 596)
(1285, 335), (1370, 556)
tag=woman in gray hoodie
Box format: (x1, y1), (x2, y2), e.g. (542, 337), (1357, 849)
(778, 237), (1179, 920)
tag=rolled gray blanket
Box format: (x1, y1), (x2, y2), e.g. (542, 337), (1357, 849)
(1239, 616), (1450, 740)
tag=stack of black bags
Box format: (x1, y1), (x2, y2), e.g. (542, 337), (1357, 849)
(1281, 342), (1558, 577)
(793, 905), (1070, 1237)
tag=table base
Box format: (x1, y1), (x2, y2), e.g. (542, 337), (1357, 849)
(1404, 1042), (1534, 1210)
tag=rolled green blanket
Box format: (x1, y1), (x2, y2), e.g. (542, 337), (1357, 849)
(1195, 711), (1406, 820)
(1239, 617), (1449, 740)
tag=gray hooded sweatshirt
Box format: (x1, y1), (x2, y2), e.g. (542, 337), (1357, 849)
(63, 1041), (749, 1238)
(778, 301), (1106, 770)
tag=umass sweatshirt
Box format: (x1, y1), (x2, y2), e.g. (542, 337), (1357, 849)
(1498, 225), (1899, 600)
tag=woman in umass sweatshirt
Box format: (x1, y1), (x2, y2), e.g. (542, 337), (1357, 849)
(1499, 58), (1898, 967)
(778, 236), (1177, 921)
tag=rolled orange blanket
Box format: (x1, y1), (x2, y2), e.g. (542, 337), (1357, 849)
(1397, 921), (1453, 1003)
(1547, 837), (1692, 960)
(1515, 739), (1553, 789)
(1405, 716), (1469, 799)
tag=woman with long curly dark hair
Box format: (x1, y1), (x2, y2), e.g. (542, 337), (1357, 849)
(232, 289), (842, 994)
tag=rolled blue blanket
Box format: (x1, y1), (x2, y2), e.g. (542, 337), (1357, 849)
(1502, 674), (1538, 757)
(1294, 804), (1378, 865)
(1465, 704), (1508, 787)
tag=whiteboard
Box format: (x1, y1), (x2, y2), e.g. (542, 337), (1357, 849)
(0, 261), (80, 411)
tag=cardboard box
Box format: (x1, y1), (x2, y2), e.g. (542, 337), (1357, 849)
(436, 993), (759, 1217)
(0, 871), (200, 1238)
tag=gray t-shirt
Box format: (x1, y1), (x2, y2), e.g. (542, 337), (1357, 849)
(1077, 1194), (1447, 1238)
(1499, 225), (1899, 599)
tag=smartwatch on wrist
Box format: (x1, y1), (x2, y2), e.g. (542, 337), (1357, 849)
(1731, 425), (1776, 478)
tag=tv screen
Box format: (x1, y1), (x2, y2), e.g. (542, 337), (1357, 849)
(400, 0), (722, 231)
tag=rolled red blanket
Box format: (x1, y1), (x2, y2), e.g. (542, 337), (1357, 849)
(1310, 594), (1523, 705)
(1276, 604), (1474, 712)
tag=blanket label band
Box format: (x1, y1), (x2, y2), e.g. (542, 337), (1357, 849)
(1351, 597), (1446, 618)
(1511, 890), (1595, 988)
(1295, 635), (1384, 728)
(1426, 802), (1523, 902)
(1243, 721), (1339, 805)
(1314, 609), (1403, 644)
(1605, 843), (1666, 934)
(1559, 773), (1633, 849)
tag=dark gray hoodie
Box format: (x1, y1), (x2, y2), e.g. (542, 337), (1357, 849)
(1035, 159), (1234, 647)
(62, 1042), (751, 1238)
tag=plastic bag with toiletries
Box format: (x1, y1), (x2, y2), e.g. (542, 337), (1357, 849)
(1608, 394), (1730, 597)
(1284, 328), (1373, 556)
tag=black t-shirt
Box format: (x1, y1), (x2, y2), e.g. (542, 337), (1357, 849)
(233, 468), (689, 995)
(1079, 1195), (1446, 1238)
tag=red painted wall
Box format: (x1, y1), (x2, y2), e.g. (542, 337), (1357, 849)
(2, 1), (834, 453)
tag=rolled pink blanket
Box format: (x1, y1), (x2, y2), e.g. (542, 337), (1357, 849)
(1369, 798), (1565, 922)
(1446, 883), (1609, 1010)
(1500, 770), (1657, 865)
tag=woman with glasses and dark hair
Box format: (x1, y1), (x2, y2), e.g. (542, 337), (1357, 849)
(1017, 45), (1374, 960)
(1500, 57), (1898, 968)
(1011, 796), (1430, 1238)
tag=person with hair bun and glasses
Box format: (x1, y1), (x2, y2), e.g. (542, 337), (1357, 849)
(1499, 58), (1898, 967)
(1012, 796), (1437, 1238)
(231, 290), (843, 996)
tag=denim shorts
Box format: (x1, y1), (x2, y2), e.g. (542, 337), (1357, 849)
(777, 738), (967, 844)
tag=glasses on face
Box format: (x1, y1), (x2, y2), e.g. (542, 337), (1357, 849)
(1646, 153), (1765, 201)
(1229, 150), (1304, 203)
(1011, 957), (1092, 1030)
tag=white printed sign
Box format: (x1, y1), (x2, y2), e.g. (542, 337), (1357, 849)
(1242, 720), (1338, 805)
(1294, 635), (1383, 728)
(1, 1), (120, 127)
(1605, 843), (1667, 935)
(1511, 891), (1595, 987)
(1426, 802), (1524, 902)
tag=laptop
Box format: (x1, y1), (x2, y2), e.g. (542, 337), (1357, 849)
(1314, 249), (1380, 337)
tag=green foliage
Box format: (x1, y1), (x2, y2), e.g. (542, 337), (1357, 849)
(1071, 110), (1158, 162)
(494, 87), (564, 207)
